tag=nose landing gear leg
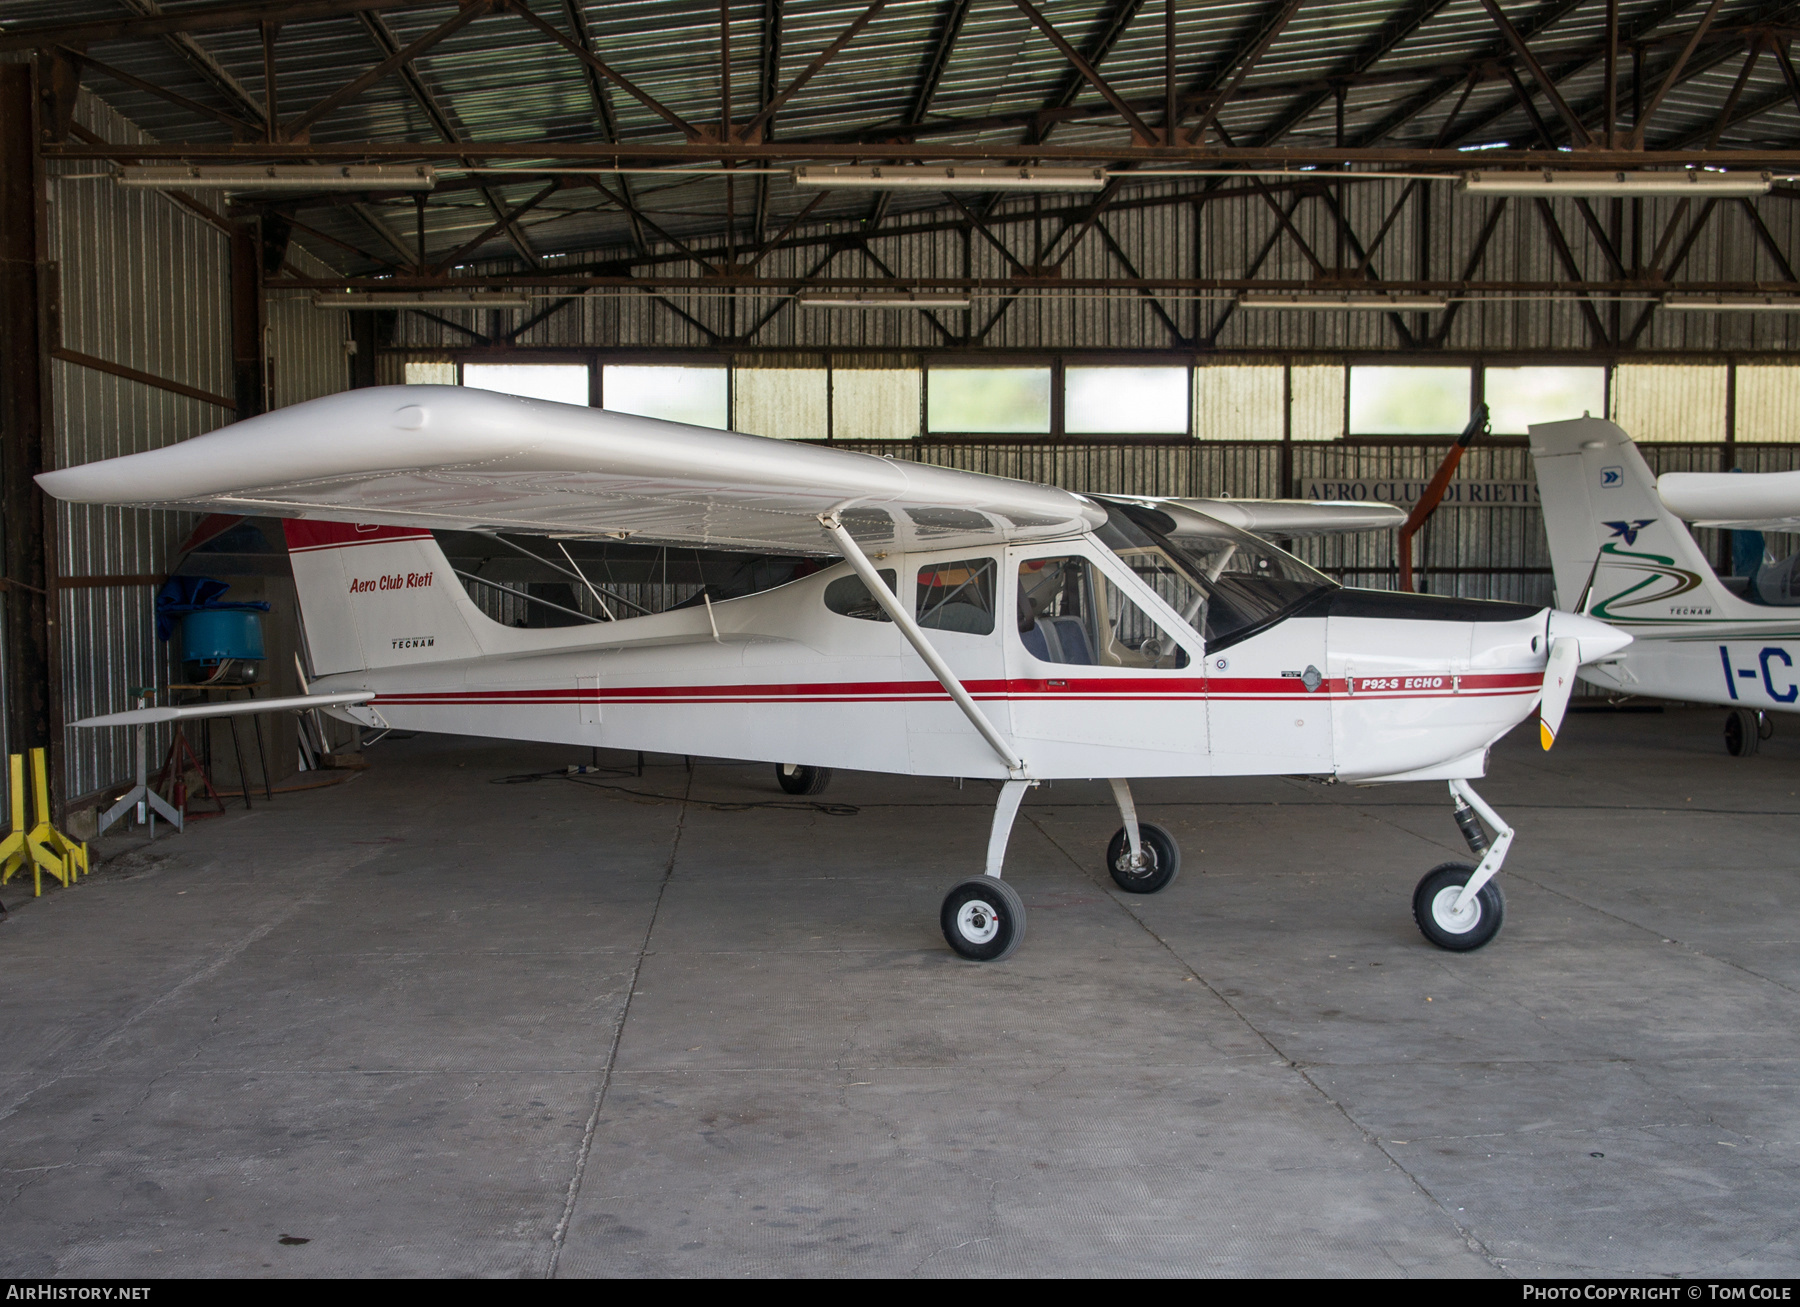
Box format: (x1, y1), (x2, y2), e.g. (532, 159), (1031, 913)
(941, 779), (1035, 962)
(1412, 779), (1512, 951)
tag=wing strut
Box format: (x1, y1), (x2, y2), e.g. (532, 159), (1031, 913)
(818, 511), (1028, 778)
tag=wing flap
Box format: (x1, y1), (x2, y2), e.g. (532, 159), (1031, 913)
(37, 386), (1105, 554)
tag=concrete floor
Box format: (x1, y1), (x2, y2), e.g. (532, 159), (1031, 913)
(2, 707), (1798, 1278)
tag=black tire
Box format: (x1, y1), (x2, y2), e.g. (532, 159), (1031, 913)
(1412, 862), (1505, 952)
(1105, 822), (1180, 894)
(940, 877), (1026, 962)
(1761, 711), (1777, 741)
(1725, 708), (1761, 757)
(776, 764), (833, 795)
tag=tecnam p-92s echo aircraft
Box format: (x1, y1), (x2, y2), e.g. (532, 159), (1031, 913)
(41, 386), (1628, 960)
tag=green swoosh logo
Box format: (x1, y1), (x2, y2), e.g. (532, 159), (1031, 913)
(1589, 543), (1705, 620)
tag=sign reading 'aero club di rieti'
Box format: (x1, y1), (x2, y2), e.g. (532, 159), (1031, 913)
(1302, 479), (1542, 507)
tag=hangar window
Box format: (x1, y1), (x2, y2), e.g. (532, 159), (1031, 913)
(1736, 367), (1800, 443)
(927, 367), (1051, 434)
(1291, 364), (1346, 441)
(735, 368), (827, 440)
(1193, 365), (1282, 440)
(832, 368), (921, 440)
(602, 365), (729, 428)
(462, 363), (590, 405)
(824, 569), (896, 622)
(916, 558), (996, 635)
(1611, 364), (1727, 442)
(1349, 366), (1471, 435)
(404, 361), (457, 385)
(1483, 367), (1605, 434)
(1066, 366), (1189, 434)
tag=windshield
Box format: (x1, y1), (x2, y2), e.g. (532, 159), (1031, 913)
(1094, 500), (1338, 650)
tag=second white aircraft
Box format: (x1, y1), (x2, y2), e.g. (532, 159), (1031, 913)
(1533, 417), (1800, 755)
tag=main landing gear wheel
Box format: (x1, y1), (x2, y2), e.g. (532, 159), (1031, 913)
(776, 764), (833, 795)
(1725, 708), (1771, 757)
(940, 877), (1026, 962)
(1105, 823), (1180, 894)
(1412, 862), (1505, 952)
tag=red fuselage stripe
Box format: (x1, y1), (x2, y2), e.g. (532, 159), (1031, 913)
(367, 672), (1542, 708)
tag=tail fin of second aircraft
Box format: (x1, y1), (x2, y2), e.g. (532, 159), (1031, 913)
(1530, 416), (1741, 623)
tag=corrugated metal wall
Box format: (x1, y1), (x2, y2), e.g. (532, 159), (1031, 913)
(385, 179), (1800, 356)
(48, 93), (350, 803)
(49, 91), (228, 804)
(268, 258), (349, 409)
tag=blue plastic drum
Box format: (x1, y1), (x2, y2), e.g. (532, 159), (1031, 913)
(179, 609), (264, 684)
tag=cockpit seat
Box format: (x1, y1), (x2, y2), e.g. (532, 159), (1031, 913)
(1020, 616), (1095, 665)
(1045, 616), (1093, 664)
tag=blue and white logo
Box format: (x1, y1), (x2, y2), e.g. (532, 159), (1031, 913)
(1603, 518), (1655, 546)
(1600, 466), (1623, 488)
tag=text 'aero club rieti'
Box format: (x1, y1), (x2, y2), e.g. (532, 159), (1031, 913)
(42, 386), (1627, 961)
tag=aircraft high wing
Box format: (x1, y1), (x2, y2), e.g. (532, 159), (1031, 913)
(1160, 498), (1406, 538)
(38, 384), (1102, 555)
(43, 386), (1628, 960)
(1657, 468), (1800, 532)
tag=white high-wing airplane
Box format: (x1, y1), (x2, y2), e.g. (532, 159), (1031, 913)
(1533, 417), (1800, 755)
(41, 386), (1627, 959)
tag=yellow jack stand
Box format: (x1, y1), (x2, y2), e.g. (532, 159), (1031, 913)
(0, 749), (88, 896)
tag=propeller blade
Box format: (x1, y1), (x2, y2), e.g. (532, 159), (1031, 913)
(1538, 636), (1581, 750)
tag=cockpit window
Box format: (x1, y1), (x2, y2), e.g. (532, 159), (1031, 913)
(1095, 500), (1337, 650)
(1734, 535), (1800, 606)
(1018, 555), (1189, 669)
(917, 558), (996, 635)
(824, 569), (896, 621)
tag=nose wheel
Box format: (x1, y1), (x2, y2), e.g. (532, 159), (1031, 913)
(1413, 862), (1505, 951)
(1413, 780), (1515, 951)
(941, 877), (1026, 961)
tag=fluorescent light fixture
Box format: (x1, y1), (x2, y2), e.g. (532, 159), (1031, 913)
(118, 164), (437, 192)
(799, 293), (972, 309)
(1460, 168), (1770, 197)
(310, 291), (529, 310)
(1238, 292), (1449, 311)
(792, 165), (1105, 191)
(1663, 292), (1800, 311)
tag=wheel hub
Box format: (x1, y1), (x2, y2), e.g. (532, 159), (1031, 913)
(1115, 848), (1153, 875)
(956, 899), (1001, 944)
(1430, 885), (1481, 934)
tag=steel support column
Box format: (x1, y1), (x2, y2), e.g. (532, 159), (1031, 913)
(231, 218), (267, 418)
(348, 309), (381, 387)
(0, 65), (59, 800)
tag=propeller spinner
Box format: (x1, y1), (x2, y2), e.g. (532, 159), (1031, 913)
(1539, 613), (1633, 749)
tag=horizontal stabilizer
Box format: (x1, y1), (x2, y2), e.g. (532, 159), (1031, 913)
(1657, 469), (1800, 531)
(73, 691), (373, 729)
(1169, 498), (1406, 537)
(36, 386), (1105, 556)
